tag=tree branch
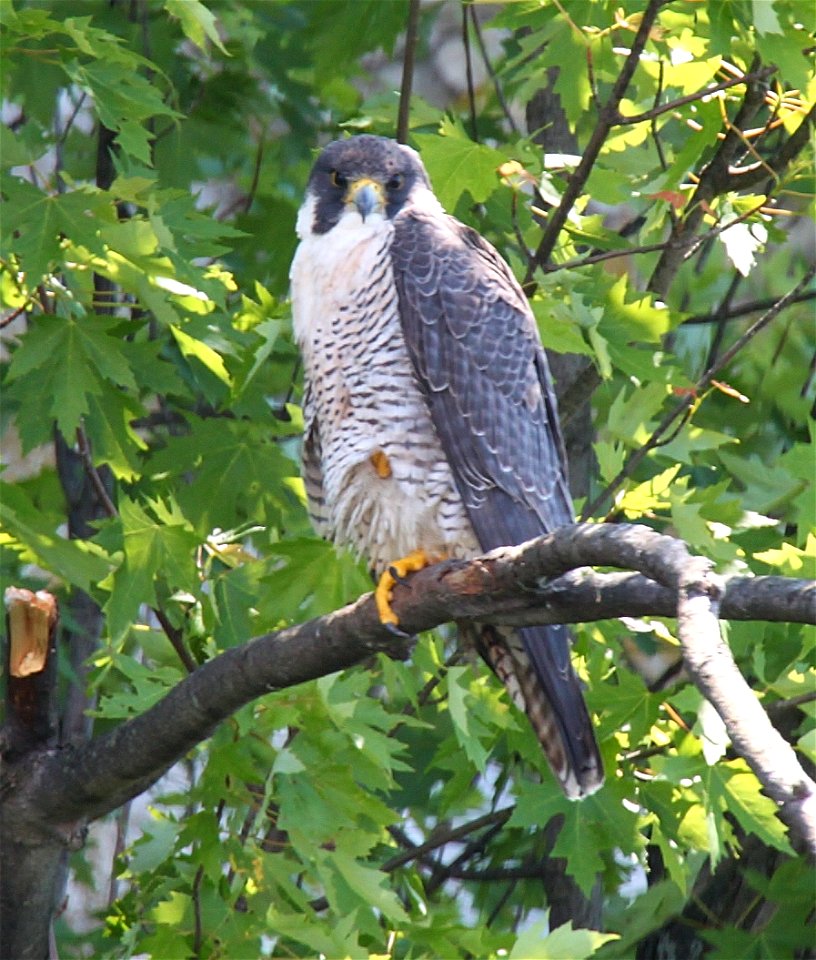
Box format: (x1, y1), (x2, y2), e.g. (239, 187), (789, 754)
(682, 290), (816, 326)
(648, 59), (769, 297)
(3, 524), (813, 853)
(396, 0), (421, 145)
(616, 67), (776, 126)
(720, 99), (815, 193)
(582, 265), (816, 519)
(524, 0), (669, 283)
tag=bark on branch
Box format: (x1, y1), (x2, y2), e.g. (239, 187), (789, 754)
(2, 525), (813, 847)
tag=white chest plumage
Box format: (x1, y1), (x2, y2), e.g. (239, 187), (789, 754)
(290, 201), (477, 572)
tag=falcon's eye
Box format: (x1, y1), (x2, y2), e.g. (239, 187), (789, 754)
(386, 174), (404, 191)
(330, 170), (347, 190)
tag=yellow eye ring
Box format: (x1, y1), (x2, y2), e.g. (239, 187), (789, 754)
(330, 170), (347, 189)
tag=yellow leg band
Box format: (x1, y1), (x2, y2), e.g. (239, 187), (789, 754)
(375, 549), (431, 627)
(370, 450), (392, 479)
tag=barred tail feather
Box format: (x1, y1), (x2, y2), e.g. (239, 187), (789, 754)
(468, 622), (603, 800)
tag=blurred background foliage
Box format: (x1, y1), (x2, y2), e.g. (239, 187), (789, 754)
(1, 0), (814, 957)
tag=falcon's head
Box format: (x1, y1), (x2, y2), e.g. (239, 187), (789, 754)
(297, 135), (431, 237)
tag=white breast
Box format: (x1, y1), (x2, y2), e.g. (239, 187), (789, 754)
(290, 200), (478, 571)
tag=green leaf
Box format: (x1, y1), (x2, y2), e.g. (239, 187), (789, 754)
(170, 324), (231, 386)
(129, 817), (182, 874)
(510, 920), (618, 960)
(0, 176), (114, 282)
(102, 496), (198, 642)
(5, 312), (142, 444)
(752, 0), (783, 34)
(413, 119), (506, 211)
(550, 806), (606, 896)
(446, 665), (490, 770)
(707, 760), (794, 854)
(164, 0), (228, 54)
(599, 881), (687, 958)
(84, 391), (146, 481)
(0, 481), (113, 593)
(148, 416), (299, 533)
(258, 539), (371, 622)
(597, 669), (662, 744)
(331, 851), (408, 924)
(64, 60), (180, 164)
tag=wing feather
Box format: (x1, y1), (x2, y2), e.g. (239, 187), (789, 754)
(391, 211), (573, 551)
(391, 207), (605, 798)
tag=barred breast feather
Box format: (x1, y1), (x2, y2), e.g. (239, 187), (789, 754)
(290, 135), (603, 799)
(290, 195), (478, 574)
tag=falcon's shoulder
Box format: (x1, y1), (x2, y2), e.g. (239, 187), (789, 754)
(390, 206), (573, 549)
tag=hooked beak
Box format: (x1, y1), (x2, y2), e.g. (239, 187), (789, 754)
(346, 178), (385, 221)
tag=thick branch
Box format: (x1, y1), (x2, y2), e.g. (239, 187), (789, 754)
(491, 570), (815, 627)
(3, 524), (814, 851)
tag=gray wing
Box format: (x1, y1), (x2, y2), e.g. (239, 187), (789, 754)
(392, 210), (604, 798)
(390, 210), (574, 552)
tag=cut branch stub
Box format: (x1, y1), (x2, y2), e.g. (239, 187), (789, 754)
(3, 588), (60, 758)
(6, 588), (57, 678)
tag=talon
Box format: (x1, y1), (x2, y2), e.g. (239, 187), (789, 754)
(375, 549), (432, 630)
(384, 620), (412, 639)
(388, 564), (410, 586)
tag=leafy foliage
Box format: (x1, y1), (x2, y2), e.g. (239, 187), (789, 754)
(1, 1), (813, 957)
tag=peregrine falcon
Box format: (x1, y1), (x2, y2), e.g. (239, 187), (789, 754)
(290, 134), (603, 799)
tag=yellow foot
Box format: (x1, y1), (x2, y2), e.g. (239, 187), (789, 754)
(375, 549), (432, 629)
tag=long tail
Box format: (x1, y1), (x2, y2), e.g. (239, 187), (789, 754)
(467, 622), (603, 799)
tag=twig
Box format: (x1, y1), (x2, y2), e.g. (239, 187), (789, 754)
(470, 6), (519, 135)
(524, 0), (669, 285)
(107, 800), (131, 906)
(152, 607), (198, 675)
(381, 808), (513, 874)
(192, 864), (205, 957)
(725, 100), (815, 193)
(648, 58), (768, 297)
(462, 2), (478, 142)
(55, 90), (88, 147)
(618, 68), (776, 126)
(540, 241), (667, 274)
(705, 273), (742, 371)
(651, 59), (671, 182)
(309, 807), (514, 911)
(242, 132), (265, 215)
(396, 0), (421, 144)
(581, 265), (816, 520)
(75, 425), (118, 520)
(682, 290), (816, 325)
(76, 426), (198, 674)
(0, 300), (34, 329)
(424, 816), (508, 894)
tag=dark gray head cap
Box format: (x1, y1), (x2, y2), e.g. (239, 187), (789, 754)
(308, 135), (430, 190)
